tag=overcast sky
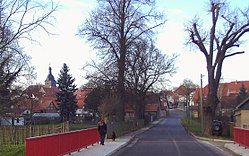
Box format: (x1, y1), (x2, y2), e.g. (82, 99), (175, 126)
(21, 0), (249, 89)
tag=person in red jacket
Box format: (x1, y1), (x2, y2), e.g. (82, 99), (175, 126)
(98, 119), (107, 145)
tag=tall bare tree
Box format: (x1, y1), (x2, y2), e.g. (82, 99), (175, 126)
(79, 0), (165, 121)
(0, 0), (57, 116)
(126, 40), (177, 119)
(186, 0), (249, 135)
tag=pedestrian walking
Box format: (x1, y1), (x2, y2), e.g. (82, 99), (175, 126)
(98, 119), (107, 145)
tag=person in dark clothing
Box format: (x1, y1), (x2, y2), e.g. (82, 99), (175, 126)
(98, 119), (107, 145)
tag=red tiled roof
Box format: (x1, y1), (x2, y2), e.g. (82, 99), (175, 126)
(174, 85), (196, 95)
(42, 87), (59, 97)
(20, 85), (92, 113)
(193, 85), (209, 105)
(174, 85), (187, 95)
(75, 88), (92, 108)
(193, 80), (249, 106)
(218, 81), (249, 97)
(35, 96), (58, 112)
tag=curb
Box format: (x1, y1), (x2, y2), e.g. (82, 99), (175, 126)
(194, 135), (234, 143)
(181, 124), (246, 155)
(181, 122), (233, 143)
(106, 137), (133, 156)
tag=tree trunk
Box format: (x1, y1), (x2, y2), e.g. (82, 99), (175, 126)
(116, 3), (126, 121)
(134, 93), (145, 119)
(116, 50), (126, 121)
(203, 65), (220, 135)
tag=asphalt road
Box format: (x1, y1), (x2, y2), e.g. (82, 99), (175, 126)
(111, 109), (230, 156)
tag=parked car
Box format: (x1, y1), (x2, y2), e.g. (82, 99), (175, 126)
(212, 120), (223, 136)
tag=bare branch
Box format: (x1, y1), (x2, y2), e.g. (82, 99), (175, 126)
(224, 51), (244, 58)
(186, 0), (249, 135)
(192, 23), (208, 57)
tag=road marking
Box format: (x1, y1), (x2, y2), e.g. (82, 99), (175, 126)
(173, 139), (181, 156)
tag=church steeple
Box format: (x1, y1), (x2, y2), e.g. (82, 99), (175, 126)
(45, 66), (56, 87)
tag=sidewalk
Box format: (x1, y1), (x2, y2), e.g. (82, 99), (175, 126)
(225, 143), (249, 156)
(191, 132), (249, 156)
(69, 137), (131, 156)
(68, 120), (161, 156)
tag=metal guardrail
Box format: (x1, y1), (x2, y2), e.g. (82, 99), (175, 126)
(233, 127), (249, 148)
(25, 128), (99, 156)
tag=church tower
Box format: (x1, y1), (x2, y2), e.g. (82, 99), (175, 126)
(45, 66), (57, 87)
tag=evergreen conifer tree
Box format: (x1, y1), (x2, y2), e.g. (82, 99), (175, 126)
(56, 63), (77, 121)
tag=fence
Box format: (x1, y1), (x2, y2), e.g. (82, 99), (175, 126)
(107, 119), (144, 138)
(0, 122), (69, 144)
(25, 128), (99, 156)
(233, 127), (249, 148)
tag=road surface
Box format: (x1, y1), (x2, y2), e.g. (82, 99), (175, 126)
(111, 109), (233, 156)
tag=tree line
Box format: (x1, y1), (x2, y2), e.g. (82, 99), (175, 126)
(0, 0), (77, 123)
(0, 0), (57, 118)
(1, 0), (249, 136)
(78, 0), (177, 121)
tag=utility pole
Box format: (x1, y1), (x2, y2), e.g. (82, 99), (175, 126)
(200, 74), (204, 134)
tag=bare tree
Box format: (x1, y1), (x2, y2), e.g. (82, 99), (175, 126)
(79, 0), (165, 121)
(186, 0), (249, 135)
(83, 59), (118, 88)
(0, 0), (57, 116)
(126, 40), (177, 119)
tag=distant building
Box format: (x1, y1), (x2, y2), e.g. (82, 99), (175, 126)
(16, 66), (59, 118)
(45, 66), (57, 87)
(20, 84), (59, 114)
(234, 97), (249, 129)
(193, 81), (249, 119)
(124, 92), (163, 121)
(75, 88), (93, 109)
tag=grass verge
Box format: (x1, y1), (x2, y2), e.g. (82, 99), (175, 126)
(0, 144), (24, 156)
(181, 117), (232, 140)
(0, 124), (97, 156)
(181, 117), (202, 136)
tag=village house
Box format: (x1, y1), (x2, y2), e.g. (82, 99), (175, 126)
(26, 67), (92, 113)
(1, 66), (93, 125)
(124, 92), (166, 121)
(160, 90), (176, 109)
(21, 66), (60, 114)
(10, 65), (164, 125)
(162, 85), (196, 111)
(74, 88), (92, 117)
(0, 67), (58, 125)
(193, 81), (249, 120)
(234, 97), (249, 129)
(174, 85), (187, 110)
